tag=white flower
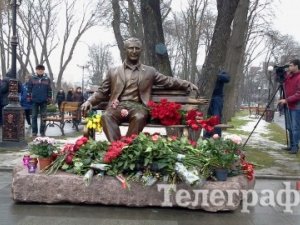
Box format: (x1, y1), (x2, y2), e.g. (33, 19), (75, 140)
(224, 134), (242, 145)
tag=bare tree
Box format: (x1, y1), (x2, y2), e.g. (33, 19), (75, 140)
(15, 0), (109, 91)
(222, 0), (250, 122)
(199, 0), (240, 106)
(54, 0), (109, 91)
(111, 0), (172, 65)
(87, 43), (113, 86)
(140, 0), (172, 76)
(166, 0), (210, 81)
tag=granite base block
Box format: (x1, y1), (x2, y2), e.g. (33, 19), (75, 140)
(11, 166), (255, 212)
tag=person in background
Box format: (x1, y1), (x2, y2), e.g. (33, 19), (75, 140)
(72, 87), (84, 125)
(203, 71), (230, 138)
(27, 64), (52, 137)
(72, 87), (84, 104)
(278, 59), (300, 154)
(0, 69), (22, 126)
(20, 75), (32, 126)
(66, 88), (73, 101)
(55, 89), (65, 111)
(83, 88), (92, 102)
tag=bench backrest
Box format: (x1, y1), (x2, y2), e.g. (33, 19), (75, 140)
(60, 101), (81, 120)
(95, 87), (206, 111)
(61, 101), (81, 112)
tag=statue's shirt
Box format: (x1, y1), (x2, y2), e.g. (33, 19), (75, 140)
(119, 63), (141, 102)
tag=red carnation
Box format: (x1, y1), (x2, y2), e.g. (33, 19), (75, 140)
(148, 99), (182, 126)
(65, 154), (74, 165)
(81, 137), (88, 144)
(76, 140), (84, 147)
(73, 145), (80, 152)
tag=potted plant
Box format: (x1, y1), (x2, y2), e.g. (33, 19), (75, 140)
(29, 137), (58, 170)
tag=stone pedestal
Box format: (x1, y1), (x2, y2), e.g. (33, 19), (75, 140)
(11, 166), (255, 212)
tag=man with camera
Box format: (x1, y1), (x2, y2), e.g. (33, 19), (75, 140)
(278, 59), (300, 154)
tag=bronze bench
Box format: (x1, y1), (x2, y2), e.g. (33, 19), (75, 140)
(83, 87), (232, 140)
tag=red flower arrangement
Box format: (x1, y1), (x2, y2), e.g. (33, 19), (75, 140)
(148, 99), (220, 132)
(103, 135), (137, 163)
(241, 161), (254, 181)
(60, 136), (89, 165)
(185, 109), (220, 132)
(148, 99), (182, 126)
(199, 116), (220, 132)
(238, 150), (254, 181)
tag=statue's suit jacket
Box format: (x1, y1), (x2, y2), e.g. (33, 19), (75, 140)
(87, 63), (191, 107)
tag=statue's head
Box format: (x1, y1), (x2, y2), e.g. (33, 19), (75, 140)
(124, 37), (142, 63)
(124, 37), (142, 49)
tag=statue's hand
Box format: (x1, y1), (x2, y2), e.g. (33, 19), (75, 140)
(81, 100), (93, 112)
(188, 83), (198, 92)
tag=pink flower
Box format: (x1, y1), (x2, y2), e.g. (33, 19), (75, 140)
(61, 143), (75, 153)
(151, 134), (160, 141)
(170, 135), (177, 141)
(121, 109), (129, 117)
(212, 134), (220, 139)
(224, 134), (242, 145)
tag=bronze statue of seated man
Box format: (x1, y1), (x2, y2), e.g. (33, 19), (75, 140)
(81, 37), (198, 142)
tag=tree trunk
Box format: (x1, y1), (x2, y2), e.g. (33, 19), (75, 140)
(223, 0), (249, 122)
(140, 0), (172, 76)
(112, 0), (125, 61)
(198, 0), (240, 104)
(0, 13), (6, 77)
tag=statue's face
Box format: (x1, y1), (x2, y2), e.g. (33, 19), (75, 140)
(125, 41), (142, 63)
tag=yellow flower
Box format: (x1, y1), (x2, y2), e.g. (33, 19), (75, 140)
(85, 113), (103, 134)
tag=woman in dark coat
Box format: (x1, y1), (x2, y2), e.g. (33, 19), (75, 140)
(55, 89), (66, 111)
(72, 87), (84, 104)
(66, 88), (73, 101)
(72, 87), (84, 124)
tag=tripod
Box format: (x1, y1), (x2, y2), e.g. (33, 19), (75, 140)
(242, 82), (290, 148)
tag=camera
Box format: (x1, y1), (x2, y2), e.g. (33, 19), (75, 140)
(274, 64), (289, 83)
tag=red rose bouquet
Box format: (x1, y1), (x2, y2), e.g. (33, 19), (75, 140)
(103, 135), (137, 163)
(184, 109), (220, 132)
(148, 99), (182, 126)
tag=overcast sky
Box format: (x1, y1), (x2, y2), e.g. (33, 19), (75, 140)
(58, 0), (300, 86)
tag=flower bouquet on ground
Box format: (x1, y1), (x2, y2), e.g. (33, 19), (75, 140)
(187, 134), (254, 181)
(44, 136), (109, 175)
(45, 132), (254, 187)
